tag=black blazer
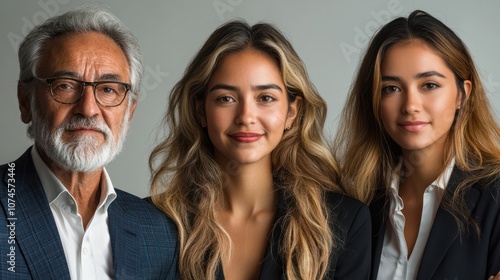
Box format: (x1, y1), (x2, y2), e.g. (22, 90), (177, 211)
(370, 166), (500, 280)
(0, 148), (179, 279)
(217, 191), (372, 279)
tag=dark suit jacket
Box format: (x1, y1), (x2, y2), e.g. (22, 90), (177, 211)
(0, 148), (179, 279)
(216, 191), (372, 279)
(370, 167), (500, 280)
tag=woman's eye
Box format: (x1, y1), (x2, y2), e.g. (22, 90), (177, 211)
(423, 83), (439, 90)
(259, 95), (276, 102)
(216, 96), (235, 103)
(381, 85), (399, 94)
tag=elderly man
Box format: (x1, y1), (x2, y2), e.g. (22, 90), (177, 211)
(0, 5), (178, 279)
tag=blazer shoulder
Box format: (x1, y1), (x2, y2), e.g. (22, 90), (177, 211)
(0, 148), (33, 182)
(111, 189), (176, 226)
(0, 163), (11, 186)
(0, 162), (11, 175)
(476, 173), (500, 195)
(113, 189), (165, 214)
(108, 190), (179, 279)
(324, 192), (372, 279)
(453, 168), (500, 205)
(0, 148), (38, 198)
(325, 191), (371, 232)
(325, 191), (369, 215)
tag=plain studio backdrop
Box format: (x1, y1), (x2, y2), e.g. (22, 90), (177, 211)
(1, 0), (499, 198)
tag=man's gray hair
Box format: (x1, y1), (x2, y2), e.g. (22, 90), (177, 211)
(18, 4), (143, 100)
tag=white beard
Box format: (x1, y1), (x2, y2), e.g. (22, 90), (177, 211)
(28, 97), (130, 173)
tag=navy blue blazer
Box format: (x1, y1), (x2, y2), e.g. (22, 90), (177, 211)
(0, 148), (179, 279)
(370, 166), (500, 280)
(217, 191), (372, 279)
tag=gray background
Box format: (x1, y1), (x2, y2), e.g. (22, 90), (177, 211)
(1, 0), (499, 198)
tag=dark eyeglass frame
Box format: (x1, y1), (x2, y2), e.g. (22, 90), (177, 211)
(33, 76), (132, 107)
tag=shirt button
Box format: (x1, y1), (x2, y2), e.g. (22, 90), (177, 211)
(83, 247), (89, 256)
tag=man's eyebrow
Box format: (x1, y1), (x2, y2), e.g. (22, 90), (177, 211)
(49, 71), (79, 78)
(98, 74), (124, 81)
(47, 72), (125, 82)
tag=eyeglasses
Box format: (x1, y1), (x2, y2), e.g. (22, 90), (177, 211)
(34, 77), (131, 107)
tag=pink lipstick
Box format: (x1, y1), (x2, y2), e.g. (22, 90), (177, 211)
(230, 132), (263, 143)
(398, 121), (429, 132)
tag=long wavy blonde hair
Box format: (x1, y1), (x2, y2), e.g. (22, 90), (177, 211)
(150, 20), (344, 280)
(334, 10), (500, 233)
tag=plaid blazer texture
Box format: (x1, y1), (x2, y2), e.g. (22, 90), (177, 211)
(0, 147), (179, 280)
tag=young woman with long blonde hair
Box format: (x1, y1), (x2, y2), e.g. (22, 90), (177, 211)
(150, 20), (371, 280)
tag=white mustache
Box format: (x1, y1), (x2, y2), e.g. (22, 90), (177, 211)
(60, 116), (113, 139)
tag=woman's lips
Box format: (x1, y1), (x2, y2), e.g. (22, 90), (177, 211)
(398, 121), (429, 132)
(230, 132), (263, 143)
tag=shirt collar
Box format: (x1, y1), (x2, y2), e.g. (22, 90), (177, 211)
(434, 157), (455, 190)
(31, 146), (117, 211)
(388, 160), (404, 210)
(389, 157), (456, 194)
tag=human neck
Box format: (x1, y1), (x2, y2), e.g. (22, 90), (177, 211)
(37, 145), (102, 228)
(220, 162), (276, 218)
(400, 146), (447, 194)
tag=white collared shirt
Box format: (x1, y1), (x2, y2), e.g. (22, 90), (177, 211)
(376, 158), (455, 280)
(31, 147), (116, 280)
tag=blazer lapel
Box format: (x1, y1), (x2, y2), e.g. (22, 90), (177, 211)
(1, 148), (70, 279)
(216, 192), (285, 280)
(258, 192), (285, 280)
(108, 197), (140, 279)
(417, 167), (481, 280)
(369, 189), (389, 280)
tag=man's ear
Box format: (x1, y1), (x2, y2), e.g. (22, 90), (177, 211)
(196, 99), (207, 127)
(286, 96), (302, 129)
(18, 81), (32, 124)
(128, 99), (138, 120)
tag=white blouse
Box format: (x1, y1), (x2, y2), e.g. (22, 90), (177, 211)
(376, 158), (455, 280)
